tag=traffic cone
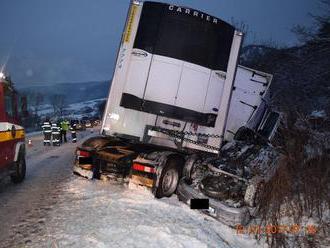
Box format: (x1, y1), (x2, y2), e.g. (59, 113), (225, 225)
(28, 139), (33, 147)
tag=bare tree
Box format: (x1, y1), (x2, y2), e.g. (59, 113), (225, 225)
(27, 91), (44, 116)
(230, 17), (250, 41)
(50, 94), (67, 117)
(292, 0), (330, 43)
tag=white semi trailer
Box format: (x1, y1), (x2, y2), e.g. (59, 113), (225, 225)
(74, 1), (279, 225)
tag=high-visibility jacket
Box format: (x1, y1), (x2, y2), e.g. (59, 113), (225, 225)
(60, 120), (70, 131)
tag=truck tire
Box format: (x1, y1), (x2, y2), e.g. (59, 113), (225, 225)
(182, 154), (199, 184)
(155, 160), (180, 198)
(11, 151), (26, 183)
(234, 127), (256, 142)
(199, 175), (229, 200)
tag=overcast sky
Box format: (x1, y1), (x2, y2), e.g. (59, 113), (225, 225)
(0, 0), (322, 86)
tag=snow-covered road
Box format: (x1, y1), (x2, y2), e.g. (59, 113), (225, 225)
(0, 130), (260, 248)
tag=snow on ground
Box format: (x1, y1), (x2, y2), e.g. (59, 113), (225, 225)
(26, 130), (42, 137)
(37, 98), (106, 119)
(310, 110), (326, 118)
(1, 129), (263, 248)
(32, 178), (259, 248)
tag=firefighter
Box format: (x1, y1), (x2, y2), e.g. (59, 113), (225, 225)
(60, 119), (70, 143)
(51, 123), (61, 146)
(41, 118), (52, 146)
(70, 123), (77, 143)
(58, 120), (63, 143)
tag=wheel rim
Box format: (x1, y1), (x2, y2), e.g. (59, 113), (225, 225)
(162, 169), (178, 195)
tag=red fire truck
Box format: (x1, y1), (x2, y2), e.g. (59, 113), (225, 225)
(0, 72), (26, 183)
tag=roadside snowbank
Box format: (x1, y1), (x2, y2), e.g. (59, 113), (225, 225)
(31, 178), (260, 248)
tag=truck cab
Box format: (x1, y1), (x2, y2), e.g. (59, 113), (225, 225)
(0, 72), (26, 183)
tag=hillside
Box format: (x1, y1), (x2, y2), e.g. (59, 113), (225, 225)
(19, 81), (110, 104)
(240, 41), (330, 116)
(239, 13), (330, 247)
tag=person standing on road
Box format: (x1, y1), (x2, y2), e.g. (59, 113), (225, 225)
(58, 120), (63, 143)
(42, 118), (52, 146)
(70, 123), (77, 143)
(51, 123), (61, 146)
(60, 119), (70, 143)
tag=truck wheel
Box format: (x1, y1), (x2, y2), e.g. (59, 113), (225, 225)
(200, 175), (229, 200)
(156, 161), (179, 198)
(234, 127), (256, 142)
(11, 152), (26, 183)
(182, 154), (199, 184)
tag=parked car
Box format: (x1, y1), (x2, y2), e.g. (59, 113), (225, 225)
(85, 120), (93, 128)
(70, 119), (79, 128)
(75, 120), (86, 131)
(91, 119), (101, 126)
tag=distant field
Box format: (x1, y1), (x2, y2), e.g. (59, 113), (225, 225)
(18, 81), (110, 104)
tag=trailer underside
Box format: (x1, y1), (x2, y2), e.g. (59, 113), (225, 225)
(73, 126), (280, 226)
